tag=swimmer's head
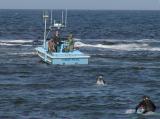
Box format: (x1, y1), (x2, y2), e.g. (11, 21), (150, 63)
(98, 75), (103, 79)
(96, 75), (105, 85)
(142, 96), (150, 101)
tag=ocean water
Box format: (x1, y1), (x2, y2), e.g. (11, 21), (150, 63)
(0, 10), (160, 119)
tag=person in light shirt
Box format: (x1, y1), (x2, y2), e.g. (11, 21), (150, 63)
(96, 75), (105, 85)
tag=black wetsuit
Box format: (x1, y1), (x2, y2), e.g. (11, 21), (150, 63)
(135, 99), (156, 113)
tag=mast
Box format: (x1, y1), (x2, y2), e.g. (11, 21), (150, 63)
(43, 12), (49, 49)
(65, 9), (67, 27)
(50, 9), (53, 25)
(62, 11), (64, 25)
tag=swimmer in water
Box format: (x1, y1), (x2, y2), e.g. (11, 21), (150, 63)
(96, 75), (105, 85)
(135, 96), (156, 114)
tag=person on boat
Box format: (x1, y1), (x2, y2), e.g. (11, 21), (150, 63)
(66, 34), (74, 52)
(96, 75), (105, 85)
(48, 38), (56, 52)
(53, 31), (61, 52)
(135, 96), (156, 114)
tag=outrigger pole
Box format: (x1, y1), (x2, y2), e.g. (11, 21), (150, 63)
(51, 9), (67, 29)
(65, 9), (67, 27)
(62, 11), (64, 25)
(50, 9), (53, 25)
(43, 12), (49, 49)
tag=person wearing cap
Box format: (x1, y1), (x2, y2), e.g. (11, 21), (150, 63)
(96, 75), (105, 85)
(135, 96), (156, 114)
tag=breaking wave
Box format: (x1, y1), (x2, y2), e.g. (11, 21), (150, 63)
(1, 39), (160, 51)
(0, 39), (34, 46)
(0, 39), (33, 43)
(7, 52), (36, 56)
(88, 39), (160, 43)
(74, 39), (160, 51)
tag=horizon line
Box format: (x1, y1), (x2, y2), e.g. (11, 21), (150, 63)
(0, 8), (160, 11)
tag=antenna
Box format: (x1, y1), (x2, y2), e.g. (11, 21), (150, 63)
(50, 9), (53, 25)
(43, 11), (45, 22)
(43, 11), (49, 48)
(50, 9), (68, 29)
(62, 11), (64, 25)
(54, 20), (56, 26)
(43, 11), (48, 22)
(65, 9), (67, 27)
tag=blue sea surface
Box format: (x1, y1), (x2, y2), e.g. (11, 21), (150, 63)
(0, 10), (160, 119)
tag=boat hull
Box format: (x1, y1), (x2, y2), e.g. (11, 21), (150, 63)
(35, 47), (90, 65)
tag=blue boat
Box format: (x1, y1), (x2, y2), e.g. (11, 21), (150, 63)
(35, 10), (90, 65)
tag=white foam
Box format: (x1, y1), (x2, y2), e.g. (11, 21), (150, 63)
(0, 42), (16, 46)
(125, 109), (157, 115)
(149, 47), (160, 51)
(8, 52), (36, 55)
(74, 41), (88, 47)
(0, 39), (34, 46)
(0, 39), (33, 43)
(143, 111), (155, 115)
(0, 43), (32, 46)
(125, 109), (135, 114)
(85, 38), (160, 43)
(137, 39), (160, 43)
(75, 41), (160, 51)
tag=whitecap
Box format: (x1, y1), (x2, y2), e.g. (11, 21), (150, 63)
(0, 39), (33, 43)
(143, 111), (155, 116)
(0, 39), (34, 46)
(125, 109), (135, 114)
(74, 41), (160, 51)
(0, 42), (16, 46)
(7, 52), (36, 55)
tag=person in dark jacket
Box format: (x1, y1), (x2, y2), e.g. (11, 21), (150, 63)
(135, 96), (156, 114)
(53, 31), (61, 52)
